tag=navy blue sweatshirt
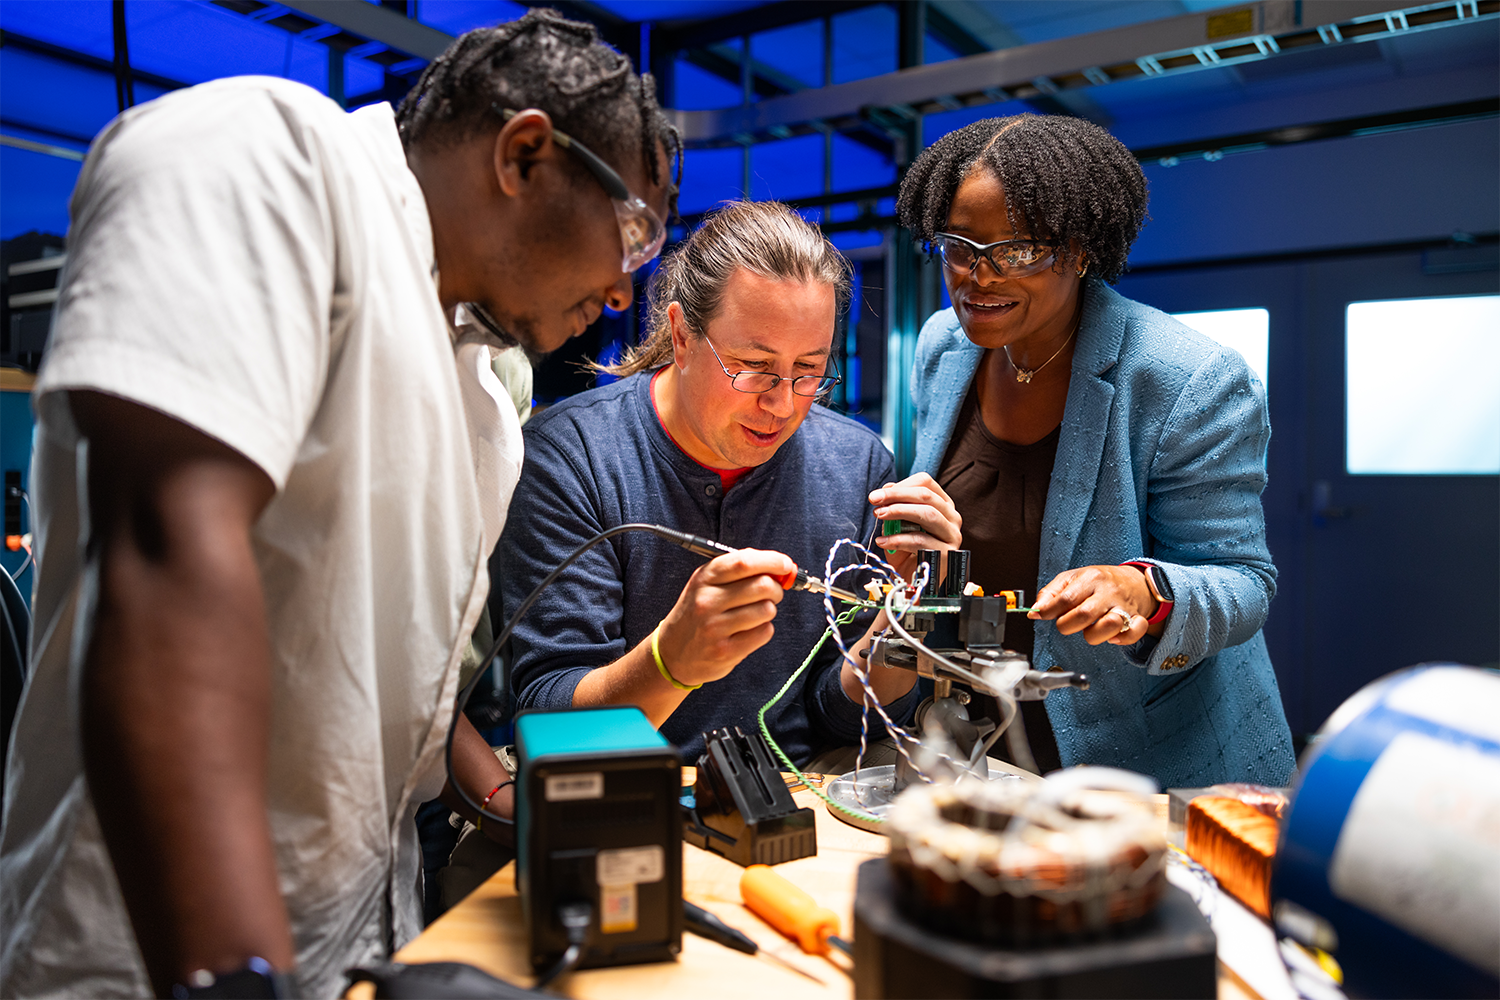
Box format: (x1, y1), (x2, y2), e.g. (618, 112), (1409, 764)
(498, 371), (918, 764)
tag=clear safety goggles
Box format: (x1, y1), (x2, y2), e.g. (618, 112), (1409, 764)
(931, 232), (1060, 279)
(497, 106), (666, 274)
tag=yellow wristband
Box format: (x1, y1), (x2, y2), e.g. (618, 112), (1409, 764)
(651, 624), (701, 692)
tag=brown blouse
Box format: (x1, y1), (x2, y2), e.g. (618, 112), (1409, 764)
(937, 382), (1063, 774)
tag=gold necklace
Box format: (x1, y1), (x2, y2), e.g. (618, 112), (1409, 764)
(1003, 327), (1076, 383)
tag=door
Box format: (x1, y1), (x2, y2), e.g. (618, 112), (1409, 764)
(1297, 255), (1497, 733)
(1118, 248), (1500, 739)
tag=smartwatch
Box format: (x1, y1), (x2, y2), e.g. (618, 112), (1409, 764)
(1122, 561), (1174, 626)
(172, 957), (294, 999)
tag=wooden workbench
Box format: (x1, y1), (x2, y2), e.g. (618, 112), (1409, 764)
(359, 767), (1264, 1000)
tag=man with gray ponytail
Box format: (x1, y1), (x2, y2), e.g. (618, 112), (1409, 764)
(498, 201), (963, 769)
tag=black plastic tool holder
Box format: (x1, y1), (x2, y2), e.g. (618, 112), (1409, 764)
(684, 726), (817, 867)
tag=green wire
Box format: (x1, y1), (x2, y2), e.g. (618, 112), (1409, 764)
(756, 606), (887, 826)
(755, 596), (1035, 825)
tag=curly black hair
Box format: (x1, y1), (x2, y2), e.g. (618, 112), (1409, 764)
(395, 8), (680, 208)
(896, 114), (1147, 284)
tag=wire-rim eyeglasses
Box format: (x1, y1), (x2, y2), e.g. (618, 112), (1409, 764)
(702, 335), (842, 397)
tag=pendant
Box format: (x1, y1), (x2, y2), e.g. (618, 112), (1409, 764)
(1014, 369), (1035, 383)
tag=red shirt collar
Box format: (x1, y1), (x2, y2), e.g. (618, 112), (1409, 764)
(649, 368), (753, 491)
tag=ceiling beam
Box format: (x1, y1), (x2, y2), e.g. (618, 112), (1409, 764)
(667, 0), (1497, 146)
(276, 0), (454, 60)
(923, 4), (989, 58)
(0, 133), (86, 162)
(681, 46), (792, 100)
(656, 1), (881, 52)
(0, 28), (188, 92)
(678, 94), (1500, 233)
(1131, 95), (1499, 163)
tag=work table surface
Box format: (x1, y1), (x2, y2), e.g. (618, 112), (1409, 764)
(358, 767), (1262, 1000)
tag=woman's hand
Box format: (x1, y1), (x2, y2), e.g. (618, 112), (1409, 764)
(1028, 565), (1163, 645)
(868, 473), (963, 583)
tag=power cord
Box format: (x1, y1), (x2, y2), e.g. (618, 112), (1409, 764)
(446, 522), (860, 829)
(533, 901), (592, 989)
(448, 524), (652, 830)
(4, 485), (32, 582)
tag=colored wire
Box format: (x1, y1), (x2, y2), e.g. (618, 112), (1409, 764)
(754, 606), (888, 825)
(5, 486), (33, 581)
(447, 522), (848, 830)
(449, 523), (884, 830)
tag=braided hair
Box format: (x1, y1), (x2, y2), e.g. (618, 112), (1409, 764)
(897, 114), (1147, 284)
(396, 8), (680, 205)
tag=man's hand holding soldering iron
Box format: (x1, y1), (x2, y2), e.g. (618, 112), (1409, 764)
(575, 548), (800, 726)
(570, 475), (963, 727)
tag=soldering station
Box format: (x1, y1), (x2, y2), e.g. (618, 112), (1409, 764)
(396, 519), (1498, 1000)
(408, 525), (1204, 998)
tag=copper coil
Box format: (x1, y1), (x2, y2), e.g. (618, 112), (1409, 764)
(1185, 795), (1279, 919)
(885, 781), (1167, 946)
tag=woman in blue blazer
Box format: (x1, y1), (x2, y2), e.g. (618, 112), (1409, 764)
(890, 114), (1294, 788)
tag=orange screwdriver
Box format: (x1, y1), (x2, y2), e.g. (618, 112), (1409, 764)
(740, 865), (854, 957)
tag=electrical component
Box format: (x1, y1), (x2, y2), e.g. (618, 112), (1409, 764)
(683, 726), (816, 867)
(845, 545), (1086, 801)
(853, 859), (1217, 998)
(514, 706), (682, 975)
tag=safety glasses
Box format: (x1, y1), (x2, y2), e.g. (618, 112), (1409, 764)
(496, 106), (666, 273)
(931, 232), (1060, 279)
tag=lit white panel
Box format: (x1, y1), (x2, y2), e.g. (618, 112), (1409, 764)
(1347, 296), (1500, 475)
(1172, 308), (1270, 389)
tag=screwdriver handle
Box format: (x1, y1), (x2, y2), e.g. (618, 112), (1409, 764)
(740, 865), (840, 956)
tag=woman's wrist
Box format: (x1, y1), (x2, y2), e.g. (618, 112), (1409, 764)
(1121, 561), (1173, 625)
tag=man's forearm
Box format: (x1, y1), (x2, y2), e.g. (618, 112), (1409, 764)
(841, 612), (917, 705)
(441, 716), (516, 843)
(572, 639), (689, 727)
(83, 539), (295, 995)
(75, 392), (293, 996)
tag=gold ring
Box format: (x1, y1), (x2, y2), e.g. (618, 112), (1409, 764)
(1109, 607), (1133, 634)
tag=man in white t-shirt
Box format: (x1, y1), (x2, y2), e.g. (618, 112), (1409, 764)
(0, 10), (675, 999)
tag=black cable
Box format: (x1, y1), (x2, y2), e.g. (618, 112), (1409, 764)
(533, 901), (591, 989)
(444, 523), (734, 830)
(111, 0), (134, 112)
(6, 487), (33, 581)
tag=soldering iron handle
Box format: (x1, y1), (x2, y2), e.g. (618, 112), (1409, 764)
(740, 865), (841, 956)
(662, 526), (804, 592)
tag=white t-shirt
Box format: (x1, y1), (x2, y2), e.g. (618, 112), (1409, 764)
(0, 78), (506, 999)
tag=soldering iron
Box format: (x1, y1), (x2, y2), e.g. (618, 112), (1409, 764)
(369, 524), (876, 1000)
(650, 525), (870, 606)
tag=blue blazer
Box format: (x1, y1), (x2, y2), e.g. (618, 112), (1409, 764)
(912, 281), (1295, 787)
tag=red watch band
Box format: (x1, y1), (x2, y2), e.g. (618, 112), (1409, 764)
(1122, 561), (1173, 625)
